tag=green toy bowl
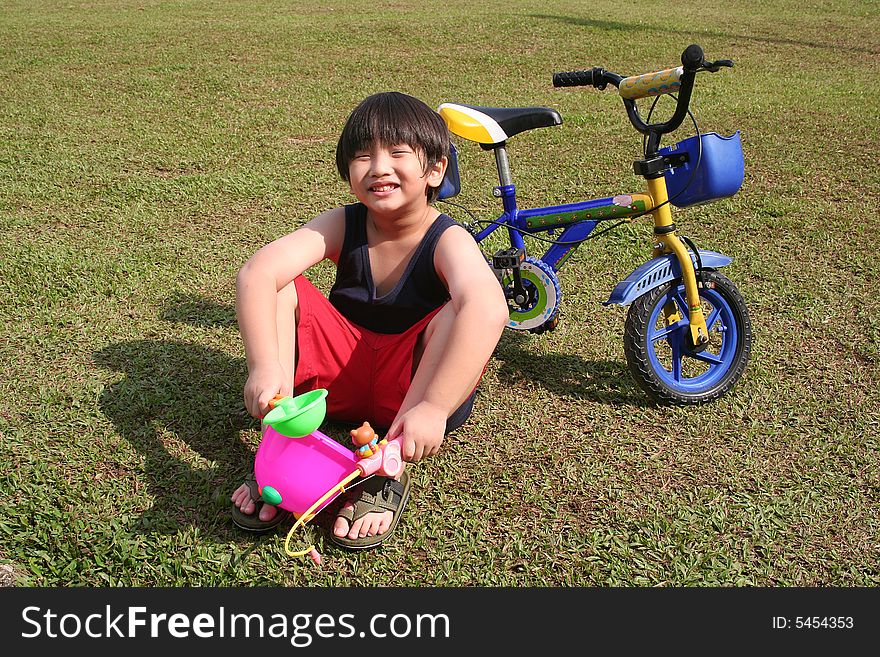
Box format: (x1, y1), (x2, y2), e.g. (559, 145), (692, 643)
(263, 389), (328, 437)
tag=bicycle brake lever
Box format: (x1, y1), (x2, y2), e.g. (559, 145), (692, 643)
(701, 59), (734, 72)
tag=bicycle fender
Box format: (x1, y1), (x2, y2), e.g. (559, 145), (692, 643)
(603, 250), (732, 306)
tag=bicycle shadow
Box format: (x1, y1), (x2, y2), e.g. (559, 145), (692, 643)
(93, 294), (258, 537)
(493, 330), (651, 408)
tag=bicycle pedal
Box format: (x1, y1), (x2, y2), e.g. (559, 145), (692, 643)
(492, 248), (525, 270)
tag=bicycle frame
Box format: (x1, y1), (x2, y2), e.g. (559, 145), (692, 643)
(471, 143), (654, 271)
(469, 142), (718, 346)
(438, 44), (745, 351)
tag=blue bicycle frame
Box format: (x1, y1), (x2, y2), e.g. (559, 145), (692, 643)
(443, 140), (730, 316)
(472, 183), (655, 273)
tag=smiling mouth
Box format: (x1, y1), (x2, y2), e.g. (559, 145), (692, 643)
(369, 183), (399, 193)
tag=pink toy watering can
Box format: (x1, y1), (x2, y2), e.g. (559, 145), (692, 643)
(252, 389), (404, 562)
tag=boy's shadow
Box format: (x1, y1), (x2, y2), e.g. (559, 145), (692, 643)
(493, 330), (651, 407)
(93, 294), (262, 537)
(93, 294), (646, 538)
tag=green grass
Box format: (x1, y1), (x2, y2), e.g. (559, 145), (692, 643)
(1, 0), (878, 587)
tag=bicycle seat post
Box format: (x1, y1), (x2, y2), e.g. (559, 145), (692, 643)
(493, 143), (513, 186)
(491, 143), (520, 222)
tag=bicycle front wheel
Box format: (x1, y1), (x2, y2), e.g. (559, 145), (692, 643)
(623, 270), (752, 404)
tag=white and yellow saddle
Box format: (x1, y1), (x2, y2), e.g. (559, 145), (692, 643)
(435, 103), (562, 200)
(438, 103), (562, 147)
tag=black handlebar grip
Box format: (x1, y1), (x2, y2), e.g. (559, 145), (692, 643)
(553, 70), (596, 87)
(681, 44), (704, 71)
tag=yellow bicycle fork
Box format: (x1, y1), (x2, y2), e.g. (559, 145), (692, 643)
(645, 176), (710, 347)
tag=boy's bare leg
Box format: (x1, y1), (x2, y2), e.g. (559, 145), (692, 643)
(231, 280), (298, 521)
(405, 303), (481, 414)
(332, 302), (479, 540)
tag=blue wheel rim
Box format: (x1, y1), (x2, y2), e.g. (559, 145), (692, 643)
(645, 283), (739, 393)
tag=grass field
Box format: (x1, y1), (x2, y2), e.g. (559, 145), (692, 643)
(1, 0), (878, 587)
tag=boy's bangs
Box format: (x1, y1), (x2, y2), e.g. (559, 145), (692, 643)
(352, 109), (423, 155)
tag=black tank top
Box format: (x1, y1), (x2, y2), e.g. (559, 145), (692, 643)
(329, 203), (457, 334)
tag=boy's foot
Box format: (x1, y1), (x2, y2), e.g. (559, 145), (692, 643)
(331, 470), (411, 549)
(230, 473), (291, 532)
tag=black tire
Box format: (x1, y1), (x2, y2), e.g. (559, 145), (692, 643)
(623, 270), (752, 404)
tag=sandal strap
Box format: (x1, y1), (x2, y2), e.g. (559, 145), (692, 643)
(384, 478), (406, 498)
(338, 476), (407, 524)
(244, 472), (261, 502)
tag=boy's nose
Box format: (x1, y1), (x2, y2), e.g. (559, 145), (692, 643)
(368, 152), (393, 175)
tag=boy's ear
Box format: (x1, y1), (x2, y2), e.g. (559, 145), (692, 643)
(426, 155), (448, 188)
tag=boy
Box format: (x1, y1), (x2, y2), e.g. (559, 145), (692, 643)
(230, 92), (509, 548)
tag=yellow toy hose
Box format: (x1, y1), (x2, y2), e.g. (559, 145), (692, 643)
(283, 469), (362, 558)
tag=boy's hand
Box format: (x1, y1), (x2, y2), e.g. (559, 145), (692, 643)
(387, 401), (447, 462)
(243, 363), (289, 419)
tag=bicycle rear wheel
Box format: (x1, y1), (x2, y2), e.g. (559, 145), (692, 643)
(623, 270), (751, 404)
(500, 257), (562, 333)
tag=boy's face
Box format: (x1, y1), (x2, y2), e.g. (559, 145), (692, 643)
(347, 142), (447, 216)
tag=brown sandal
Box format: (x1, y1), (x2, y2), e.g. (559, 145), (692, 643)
(330, 470), (411, 549)
(230, 473), (292, 533)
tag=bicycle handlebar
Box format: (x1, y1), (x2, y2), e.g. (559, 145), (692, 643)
(619, 66), (683, 100)
(552, 68), (606, 88)
(552, 44), (732, 145)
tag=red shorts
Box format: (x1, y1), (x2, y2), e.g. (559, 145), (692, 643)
(292, 276), (444, 428)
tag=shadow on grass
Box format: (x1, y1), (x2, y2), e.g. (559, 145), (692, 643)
(494, 331), (651, 408)
(95, 294), (360, 543)
(531, 15), (880, 55)
(94, 339), (255, 536)
(93, 294), (645, 539)
(159, 292), (238, 328)
(94, 296), (258, 538)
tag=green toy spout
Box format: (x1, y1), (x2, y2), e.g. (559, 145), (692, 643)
(262, 389), (328, 437)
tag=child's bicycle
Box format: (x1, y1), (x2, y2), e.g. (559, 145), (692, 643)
(436, 44), (752, 405)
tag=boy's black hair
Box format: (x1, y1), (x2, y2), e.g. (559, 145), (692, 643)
(336, 92), (451, 203)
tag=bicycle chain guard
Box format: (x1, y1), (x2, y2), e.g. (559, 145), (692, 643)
(497, 256), (562, 333)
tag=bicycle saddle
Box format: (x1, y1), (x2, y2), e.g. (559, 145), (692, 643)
(438, 103), (562, 147)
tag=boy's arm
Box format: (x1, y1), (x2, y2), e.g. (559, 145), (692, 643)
(236, 207), (345, 418)
(387, 225), (509, 461)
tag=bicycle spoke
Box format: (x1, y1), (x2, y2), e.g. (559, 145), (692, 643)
(687, 349), (725, 366)
(670, 337), (683, 381)
(704, 304), (722, 331)
(650, 318), (688, 342)
(673, 290), (689, 317)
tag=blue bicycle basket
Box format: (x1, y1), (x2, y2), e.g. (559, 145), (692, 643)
(659, 131), (744, 208)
